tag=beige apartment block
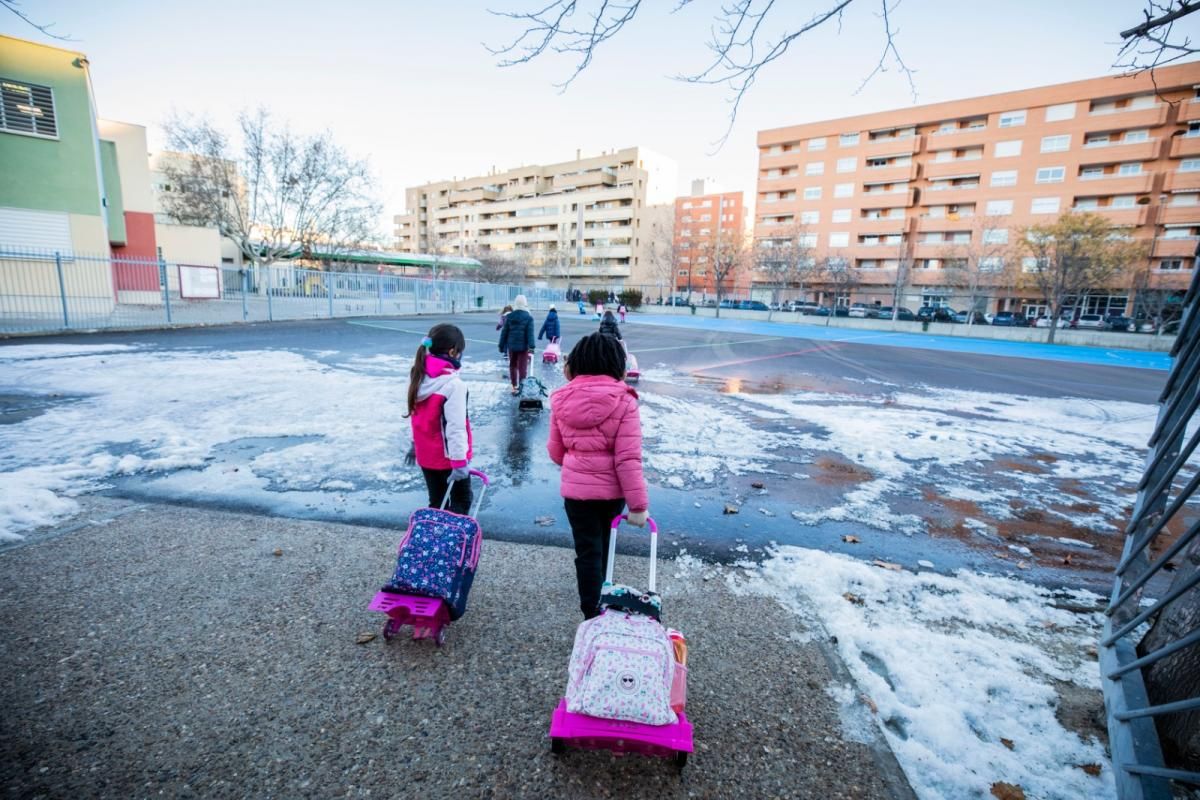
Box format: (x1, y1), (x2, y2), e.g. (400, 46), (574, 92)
(393, 147), (678, 288)
(755, 62), (1200, 317)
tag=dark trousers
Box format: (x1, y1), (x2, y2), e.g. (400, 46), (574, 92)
(422, 467), (472, 516)
(508, 350), (529, 388)
(564, 498), (626, 619)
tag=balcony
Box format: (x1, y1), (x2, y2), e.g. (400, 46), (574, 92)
(553, 170), (616, 189)
(912, 242), (961, 260)
(1078, 139), (1163, 165)
(1083, 103), (1169, 131)
(583, 224), (633, 239)
(1170, 135), (1200, 159)
(1181, 99), (1200, 123)
(583, 245), (633, 259)
(1154, 238), (1200, 258)
(585, 207), (635, 223)
(861, 134), (922, 158)
(858, 187), (917, 209)
(923, 160), (984, 181)
(1080, 206), (1149, 226)
(1160, 205), (1200, 225)
(915, 214), (977, 232)
(1164, 171), (1200, 192)
(926, 126), (990, 150)
(448, 186), (499, 204)
(1075, 172), (1154, 194)
(861, 162), (919, 184)
(759, 147), (802, 166)
(855, 216), (910, 235)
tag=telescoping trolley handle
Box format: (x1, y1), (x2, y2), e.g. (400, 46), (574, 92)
(606, 514), (659, 593)
(440, 469), (490, 518)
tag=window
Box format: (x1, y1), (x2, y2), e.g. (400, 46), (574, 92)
(1081, 166), (1104, 180)
(829, 232), (850, 247)
(808, 137), (827, 151)
(980, 257), (1005, 272)
(983, 228), (1009, 244)
(0, 77), (59, 138)
(1164, 227), (1195, 239)
(834, 182), (854, 198)
(799, 233), (818, 247)
(1124, 129), (1150, 143)
(1022, 257), (1046, 273)
(1170, 192), (1199, 206)
(986, 199), (1014, 215)
(839, 132), (860, 147)
(800, 211), (820, 224)
(677, 269), (689, 276)
(990, 170), (1018, 187)
(803, 186), (822, 200)
(1182, 159), (1200, 173)
(1036, 166), (1065, 183)
(767, 145), (784, 155)
(805, 161), (825, 176)
(836, 157), (857, 173)
(832, 208), (852, 223)
(1031, 197), (1060, 214)
(1111, 195), (1136, 209)
(1041, 134), (1070, 153)
(1045, 102), (1076, 122)
(1075, 198), (1099, 210)
(1159, 259), (1185, 271)
(1118, 162), (1143, 176)
(998, 110), (1027, 127)
(995, 140), (1022, 157)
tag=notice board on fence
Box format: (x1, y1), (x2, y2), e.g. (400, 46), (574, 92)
(179, 265), (221, 299)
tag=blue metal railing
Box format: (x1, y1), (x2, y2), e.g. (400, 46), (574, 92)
(1101, 254), (1200, 799)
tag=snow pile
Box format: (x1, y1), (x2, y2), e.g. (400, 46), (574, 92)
(739, 546), (1111, 800)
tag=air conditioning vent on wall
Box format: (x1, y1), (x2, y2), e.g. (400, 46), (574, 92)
(0, 78), (58, 138)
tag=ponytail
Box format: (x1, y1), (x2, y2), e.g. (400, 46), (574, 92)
(405, 323), (466, 417)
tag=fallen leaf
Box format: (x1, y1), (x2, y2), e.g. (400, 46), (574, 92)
(723, 504), (740, 515)
(751, 481), (765, 490)
(843, 592), (865, 606)
(990, 782), (1026, 800)
(871, 559), (903, 571)
(272, 548), (283, 557)
(842, 535), (861, 544)
(355, 632), (376, 645)
(858, 693), (877, 714)
(534, 515), (555, 526)
(1000, 738), (1014, 750)
(1016, 560), (1030, 570)
(1078, 763), (1102, 777)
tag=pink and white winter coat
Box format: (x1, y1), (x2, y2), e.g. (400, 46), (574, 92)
(547, 375), (648, 512)
(410, 355), (473, 470)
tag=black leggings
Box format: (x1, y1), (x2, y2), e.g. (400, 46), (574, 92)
(564, 498), (626, 619)
(422, 467), (473, 516)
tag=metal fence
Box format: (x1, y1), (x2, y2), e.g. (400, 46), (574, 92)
(0, 248), (560, 335)
(1101, 261), (1200, 799)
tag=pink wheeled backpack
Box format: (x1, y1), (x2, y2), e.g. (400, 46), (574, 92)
(543, 339), (562, 364)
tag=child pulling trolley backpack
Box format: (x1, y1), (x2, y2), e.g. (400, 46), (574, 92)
(368, 469), (489, 646)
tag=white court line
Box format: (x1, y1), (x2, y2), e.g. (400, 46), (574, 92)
(347, 319), (497, 346)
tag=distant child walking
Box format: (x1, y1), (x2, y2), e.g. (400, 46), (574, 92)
(618, 303), (627, 323)
(547, 333), (649, 619)
(498, 295), (535, 395)
(538, 304), (561, 344)
(406, 323), (473, 515)
(599, 310), (622, 341)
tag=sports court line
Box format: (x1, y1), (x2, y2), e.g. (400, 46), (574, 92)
(634, 336), (786, 354)
(346, 319), (497, 347)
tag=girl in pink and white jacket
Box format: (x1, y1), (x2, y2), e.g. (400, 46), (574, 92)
(406, 323), (474, 515)
(547, 332), (649, 619)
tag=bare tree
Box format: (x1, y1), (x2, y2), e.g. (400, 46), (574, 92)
(822, 255), (858, 327)
(943, 215), (1012, 328)
(465, 248), (531, 284)
(755, 223), (817, 318)
(886, 240), (913, 322)
(161, 109), (381, 275)
(1130, 263), (1185, 335)
(705, 233), (751, 318)
(1017, 212), (1147, 344)
(2, 0), (71, 39)
(1117, 1), (1200, 75)
(644, 215), (681, 304)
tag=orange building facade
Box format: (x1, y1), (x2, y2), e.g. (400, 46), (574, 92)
(673, 187), (745, 298)
(754, 62), (1200, 316)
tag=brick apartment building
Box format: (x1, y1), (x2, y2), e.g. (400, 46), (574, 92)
(673, 180), (746, 299)
(393, 147), (677, 288)
(754, 61), (1200, 317)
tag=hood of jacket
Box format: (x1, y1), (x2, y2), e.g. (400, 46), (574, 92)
(507, 309), (533, 325)
(417, 355), (459, 401)
(552, 375), (637, 430)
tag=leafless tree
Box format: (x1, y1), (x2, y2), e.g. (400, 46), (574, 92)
(822, 255), (858, 327)
(644, 214), (681, 303)
(705, 233), (751, 318)
(1, 0), (71, 39)
(161, 109), (381, 274)
(755, 223), (817, 318)
(1130, 263), (1186, 335)
(1018, 212), (1147, 344)
(942, 214), (1012, 328)
(1116, 1), (1200, 76)
(465, 248), (532, 284)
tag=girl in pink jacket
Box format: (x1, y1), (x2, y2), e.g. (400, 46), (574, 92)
(547, 332), (650, 619)
(406, 323), (474, 514)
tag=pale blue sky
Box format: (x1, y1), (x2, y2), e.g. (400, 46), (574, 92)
(3, 0), (1187, 232)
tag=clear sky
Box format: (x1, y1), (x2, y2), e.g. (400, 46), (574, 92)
(2, 0), (1188, 235)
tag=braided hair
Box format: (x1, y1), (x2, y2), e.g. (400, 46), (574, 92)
(406, 323), (466, 416)
(565, 332), (625, 381)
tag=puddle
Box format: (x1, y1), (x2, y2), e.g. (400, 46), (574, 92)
(0, 393), (82, 425)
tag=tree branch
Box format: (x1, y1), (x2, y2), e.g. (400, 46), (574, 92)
(1, 0), (72, 40)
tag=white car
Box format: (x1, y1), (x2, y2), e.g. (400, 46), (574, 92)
(848, 304), (869, 318)
(1074, 313), (1104, 329)
(1034, 316), (1070, 328)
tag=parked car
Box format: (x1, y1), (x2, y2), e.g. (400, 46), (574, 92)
(768, 302), (782, 311)
(1074, 313), (1105, 330)
(917, 306), (957, 323)
(876, 306), (917, 321)
(991, 311), (1030, 327)
(847, 303), (871, 318)
(833, 306), (851, 317)
(1103, 315), (1136, 332)
(795, 303), (825, 315)
(952, 310), (989, 325)
(739, 300), (770, 311)
(1034, 315), (1070, 328)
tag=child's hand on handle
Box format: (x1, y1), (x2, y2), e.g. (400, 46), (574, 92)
(449, 465), (471, 482)
(626, 510), (648, 528)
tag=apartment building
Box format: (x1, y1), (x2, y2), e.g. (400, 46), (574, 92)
(673, 180), (746, 298)
(754, 62), (1200, 316)
(393, 147), (677, 287)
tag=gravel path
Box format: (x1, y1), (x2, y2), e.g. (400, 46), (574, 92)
(1, 498), (914, 799)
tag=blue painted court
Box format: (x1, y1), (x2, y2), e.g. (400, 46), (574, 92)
(635, 313), (1173, 371)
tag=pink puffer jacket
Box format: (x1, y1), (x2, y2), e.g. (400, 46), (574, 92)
(547, 375), (649, 512)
